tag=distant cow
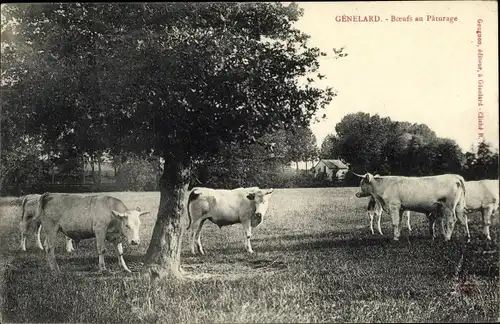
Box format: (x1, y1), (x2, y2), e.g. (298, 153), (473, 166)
(428, 179), (499, 240)
(187, 187), (274, 255)
(366, 195), (412, 235)
(37, 193), (149, 273)
(20, 194), (75, 252)
(355, 173), (468, 241)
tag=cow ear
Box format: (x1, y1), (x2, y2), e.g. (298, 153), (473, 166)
(112, 210), (127, 219)
(365, 173), (374, 183)
(247, 193), (256, 200)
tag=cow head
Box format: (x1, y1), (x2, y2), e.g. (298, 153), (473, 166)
(246, 188), (275, 227)
(112, 207), (150, 245)
(439, 205), (457, 241)
(353, 172), (375, 198)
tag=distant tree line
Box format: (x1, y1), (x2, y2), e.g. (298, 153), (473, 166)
(3, 111), (495, 195)
(320, 112), (498, 184)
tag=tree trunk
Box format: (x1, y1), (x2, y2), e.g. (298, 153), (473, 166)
(97, 153), (102, 189)
(305, 161), (308, 170)
(144, 157), (191, 280)
(90, 155), (96, 184)
(82, 155), (86, 185)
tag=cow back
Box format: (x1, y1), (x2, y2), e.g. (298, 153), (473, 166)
(370, 174), (464, 213)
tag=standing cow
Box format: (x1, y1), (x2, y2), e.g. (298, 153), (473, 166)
(187, 186), (274, 255)
(428, 179), (499, 240)
(37, 192), (149, 273)
(355, 173), (468, 241)
(20, 194), (75, 252)
(366, 195), (412, 235)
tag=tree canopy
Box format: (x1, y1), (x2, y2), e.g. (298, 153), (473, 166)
(320, 112), (472, 176)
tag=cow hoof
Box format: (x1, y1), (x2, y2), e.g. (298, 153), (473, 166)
(393, 237), (399, 241)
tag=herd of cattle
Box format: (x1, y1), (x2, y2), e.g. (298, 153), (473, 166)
(14, 172), (499, 273)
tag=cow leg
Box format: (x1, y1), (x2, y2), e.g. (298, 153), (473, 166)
(482, 207), (493, 240)
(442, 207), (456, 241)
(398, 210), (405, 236)
(191, 218), (207, 255)
(405, 211), (412, 233)
(454, 200), (470, 242)
(243, 223), (254, 253)
(36, 223), (44, 250)
(115, 242), (131, 273)
(95, 230), (107, 271)
(44, 222), (60, 273)
(19, 219), (28, 251)
(195, 219), (207, 255)
(367, 211), (375, 234)
(376, 209), (383, 235)
(427, 213), (436, 239)
(390, 206), (401, 241)
(66, 237), (75, 253)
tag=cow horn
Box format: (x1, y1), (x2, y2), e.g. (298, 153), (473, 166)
(351, 171), (366, 178)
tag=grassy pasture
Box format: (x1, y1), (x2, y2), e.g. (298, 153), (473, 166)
(0, 188), (498, 323)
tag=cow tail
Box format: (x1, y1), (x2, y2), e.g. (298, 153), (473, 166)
(453, 178), (467, 219)
(459, 178), (466, 200)
(36, 192), (50, 222)
(21, 195), (29, 220)
(186, 188), (201, 229)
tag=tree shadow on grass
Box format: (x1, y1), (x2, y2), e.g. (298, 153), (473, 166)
(6, 253), (148, 276)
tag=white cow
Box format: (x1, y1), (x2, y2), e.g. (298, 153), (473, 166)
(464, 179), (499, 240)
(355, 173), (468, 241)
(37, 192), (149, 273)
(20, 194), (75, 252)
(187, 186), (274, 255)
(428, 179), (499, 240)
(366, 195), (412, 235)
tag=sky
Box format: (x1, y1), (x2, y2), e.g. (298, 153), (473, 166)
(291, 1), (499, 153)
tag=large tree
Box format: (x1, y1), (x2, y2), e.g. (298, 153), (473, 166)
(1, 3), (334, 278)
(334, 112), (392, 173)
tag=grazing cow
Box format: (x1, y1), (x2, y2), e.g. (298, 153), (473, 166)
(354, 173), (468, 241)
(366, 195), (412, 235)
(428, 179), (499, 240)
(464, 180), (499, 240)
(37, 193), (149, 273)
(187, 186), (274, 255)
(20, 194), (75, 252)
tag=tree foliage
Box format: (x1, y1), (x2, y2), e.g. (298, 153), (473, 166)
(320, 112), (473, 177)
(463, 141), (499, 180)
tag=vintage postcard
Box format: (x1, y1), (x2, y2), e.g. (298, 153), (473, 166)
(1, 2), (498, 323)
